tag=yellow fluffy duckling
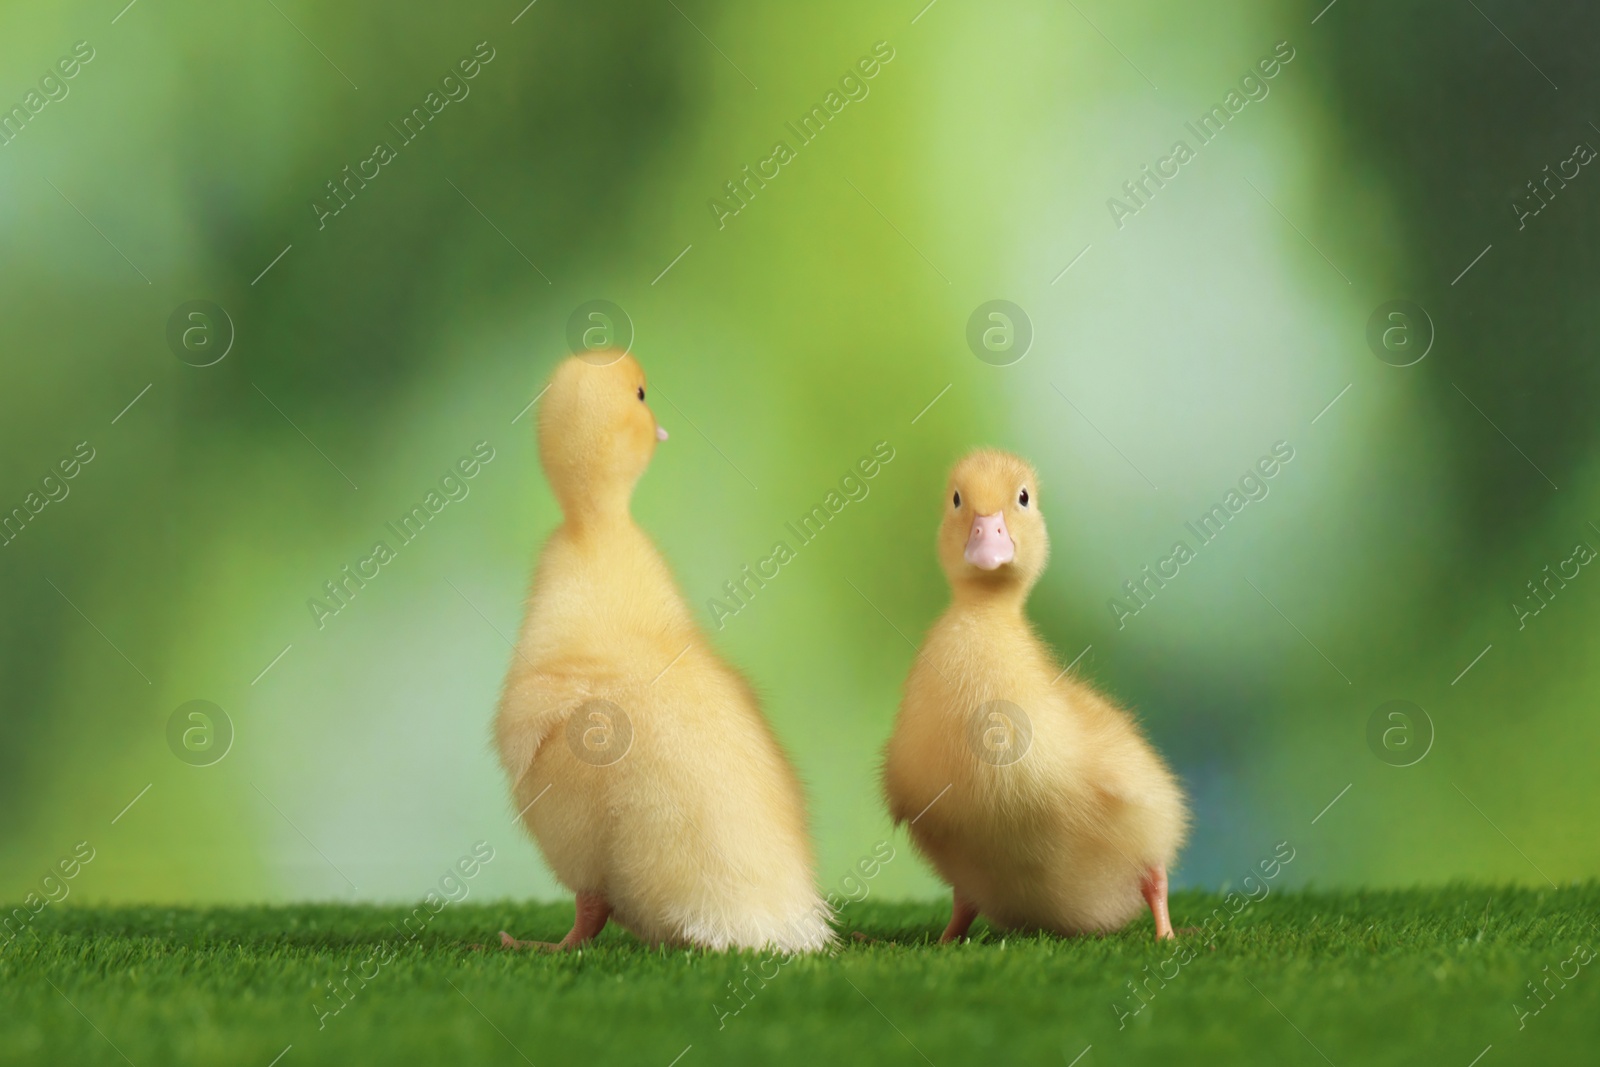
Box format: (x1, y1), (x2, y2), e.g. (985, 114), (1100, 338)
(494, 352), (832, 953)
(882, 449), (1188, 942)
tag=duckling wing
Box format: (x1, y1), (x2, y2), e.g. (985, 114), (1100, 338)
(495, 663), (595, 791)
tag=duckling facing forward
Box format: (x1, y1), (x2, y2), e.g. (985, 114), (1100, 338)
(882, 449), (1188, 942)
(494, 352), (831, 953)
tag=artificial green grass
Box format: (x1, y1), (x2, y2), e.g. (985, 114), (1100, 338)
(2, 886), (1596, 1066)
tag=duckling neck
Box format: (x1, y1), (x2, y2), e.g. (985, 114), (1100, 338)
(557, 487), (634, 533)
(949, 579), (1030, 617)
(559, 505), (649, 561)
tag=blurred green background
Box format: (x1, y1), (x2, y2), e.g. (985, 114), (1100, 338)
(1, 0), (1595, 907)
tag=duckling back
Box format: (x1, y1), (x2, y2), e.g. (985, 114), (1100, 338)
(495, 353), (831, 952)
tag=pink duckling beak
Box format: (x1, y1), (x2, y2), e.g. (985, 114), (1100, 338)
(964, 512), (1015, 570)
(656, 425), (669, 441)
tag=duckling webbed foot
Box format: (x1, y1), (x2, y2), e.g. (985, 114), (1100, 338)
(1140, 866), (1174, 941)
(501, 891), (611, 952)
(938, 893), (980, 944)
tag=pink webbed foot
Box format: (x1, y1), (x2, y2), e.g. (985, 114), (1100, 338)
(501, 891), (611, 952)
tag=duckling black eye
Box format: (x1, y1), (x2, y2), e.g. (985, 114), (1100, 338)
(952, 490), (961, 509)
(1019, 487), (1030, 507)
(637, 386), (645, 401)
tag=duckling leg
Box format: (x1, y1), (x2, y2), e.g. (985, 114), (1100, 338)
(500, 891), (611, 951)
(1140, 866), (1174, 941)
(558, 891), (612, 947)
(938, 893), (980, 944)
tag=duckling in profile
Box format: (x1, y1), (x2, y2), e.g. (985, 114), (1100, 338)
(882, 449), (1188, 942)
(494, 351), (832, 953)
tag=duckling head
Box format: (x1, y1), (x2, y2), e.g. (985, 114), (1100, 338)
(937, 449), (1049, 596)
(537, 351), (668, 520)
